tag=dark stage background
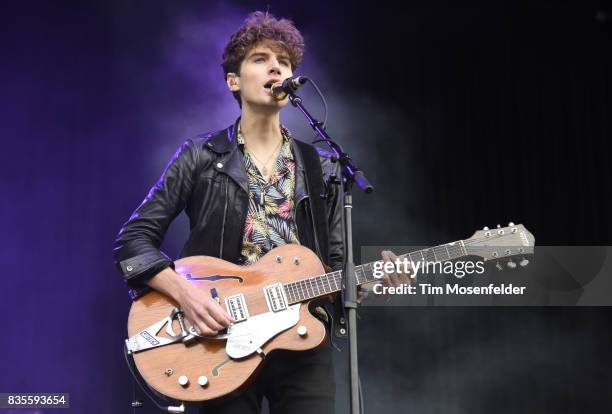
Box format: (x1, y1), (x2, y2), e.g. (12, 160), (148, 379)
(1, 0), (611, 413)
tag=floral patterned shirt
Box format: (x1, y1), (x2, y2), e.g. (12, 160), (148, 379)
(237, 124), (300, 265)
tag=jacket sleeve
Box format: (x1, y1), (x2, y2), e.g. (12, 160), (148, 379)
(324, 159), (345, 272)
(113, 139), (200, 299)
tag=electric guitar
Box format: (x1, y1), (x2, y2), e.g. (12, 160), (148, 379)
(125, 223), (534, 403)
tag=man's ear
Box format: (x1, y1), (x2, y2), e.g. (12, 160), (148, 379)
(226, 73), (240, 92)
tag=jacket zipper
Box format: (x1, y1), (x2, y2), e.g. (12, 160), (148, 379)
(294, 194), (323, 261)
(293, 194), (307, 240)
(219, 175), (229, 259)
(307, 198), (323, 261)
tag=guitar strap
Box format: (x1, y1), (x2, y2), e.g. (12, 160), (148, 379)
(294, 140), (348, 341)
(294, 139), (331, 267)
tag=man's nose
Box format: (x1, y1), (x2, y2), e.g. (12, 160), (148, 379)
(268, 60), (282, 75)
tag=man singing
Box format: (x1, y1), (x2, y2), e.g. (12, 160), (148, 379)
(114, 11), (407, 413)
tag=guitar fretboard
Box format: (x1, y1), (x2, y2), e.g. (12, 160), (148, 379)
(284, 240), (468, 304)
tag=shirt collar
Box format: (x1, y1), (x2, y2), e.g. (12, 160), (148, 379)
(236, 123), (292, 146)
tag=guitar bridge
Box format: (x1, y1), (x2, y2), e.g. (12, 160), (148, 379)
(125, 307), (188, 353)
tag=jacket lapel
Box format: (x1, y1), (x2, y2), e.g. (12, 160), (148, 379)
(206, 120), (249, 193)
(290, 138), (309, 202)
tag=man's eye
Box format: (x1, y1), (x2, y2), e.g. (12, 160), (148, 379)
(280, 60), (289, 66)
(254, 57), (265, 62)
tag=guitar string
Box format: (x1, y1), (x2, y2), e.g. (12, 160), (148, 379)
(284, 231), (530, 302)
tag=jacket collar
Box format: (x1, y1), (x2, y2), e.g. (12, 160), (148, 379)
(205, 118), (308, 201)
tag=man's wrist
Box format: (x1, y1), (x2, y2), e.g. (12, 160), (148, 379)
(146, 267), (188, 303)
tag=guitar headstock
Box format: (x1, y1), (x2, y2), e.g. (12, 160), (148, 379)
(464, 223), (535, 268)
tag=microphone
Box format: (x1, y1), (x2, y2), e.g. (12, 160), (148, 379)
(270, 76), (309, 100)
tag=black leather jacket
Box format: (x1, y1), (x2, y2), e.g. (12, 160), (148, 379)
(113, 119), (345, 299)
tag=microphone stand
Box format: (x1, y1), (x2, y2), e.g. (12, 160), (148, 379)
(286, 89), (374, 414)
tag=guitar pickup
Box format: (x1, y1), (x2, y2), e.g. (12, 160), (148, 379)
(263, 283), (288, 312)
(224, 293), (249, 322)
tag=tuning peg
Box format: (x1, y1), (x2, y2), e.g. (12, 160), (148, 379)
(507, 260), (517, 269)
(495, 261), (503, 271)
(508, 222), (515, 226)
(520, 258), (529, 267)
(483, 226), (489, 231)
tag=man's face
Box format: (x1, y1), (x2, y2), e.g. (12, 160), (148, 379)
(227, 41), (293, 110)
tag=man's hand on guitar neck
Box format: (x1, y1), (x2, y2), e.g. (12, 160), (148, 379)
(379, 250), (416, 288)
(146, 267), (235, 336)
(358, 250), (416, 302)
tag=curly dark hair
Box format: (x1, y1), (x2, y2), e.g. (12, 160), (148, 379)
(222, 11), (305, 106)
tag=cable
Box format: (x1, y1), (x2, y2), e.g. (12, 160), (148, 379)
(359, 374), (364, 414)
(306, 77), (329, 135)
(308, 77), (328, 130)
(123, 344), (172, 412)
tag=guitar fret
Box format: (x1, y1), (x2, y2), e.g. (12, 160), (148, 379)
(292, 282), (299, 301)
(311, 278), (318, 297)
(459, 240), (467, 257)
(286, 284), (293, 303)
(325, 274), (332, 293)
(358, 266), (366, 284)
(283, 236), (485, 305)
(364, 263), (374, 283)
(434, 246), (448, 261)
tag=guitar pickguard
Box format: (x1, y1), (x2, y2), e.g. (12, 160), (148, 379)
(225, 304), (301, 359)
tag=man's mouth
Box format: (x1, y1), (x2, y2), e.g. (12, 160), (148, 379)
(264, 80), (280, 89)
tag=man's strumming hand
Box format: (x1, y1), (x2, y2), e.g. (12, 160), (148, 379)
(177, 283), (234, 336)
(146, 267), (234, 336)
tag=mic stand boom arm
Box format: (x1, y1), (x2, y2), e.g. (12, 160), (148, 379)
(287, 90), (374, 414)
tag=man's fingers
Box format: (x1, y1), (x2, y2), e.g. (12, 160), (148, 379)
(194, 321), (218, 337)
(398, 272), (413, 285)
(381, 250), (392, 262)
(207, 302), (233, 326)
(388, 272), (401, 287)
(201, 313), (225, 331)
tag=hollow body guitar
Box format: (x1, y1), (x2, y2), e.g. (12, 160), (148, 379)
(125, 224), (534, 403)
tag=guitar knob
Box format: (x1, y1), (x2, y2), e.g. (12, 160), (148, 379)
(483, 226), (489, 231)
(497, 224), (501, 228)
(507, 260), (517, 269)
(495, 262), (503, 271)
(520, 258), (530, 267)
(198, 376), (209, 387)
(508, 222), (515, 226)
(178, 375), (189, 387)
(297, 325), (308, 337)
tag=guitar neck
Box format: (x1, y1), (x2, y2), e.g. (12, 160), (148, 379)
(284, 240), (469, 304)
